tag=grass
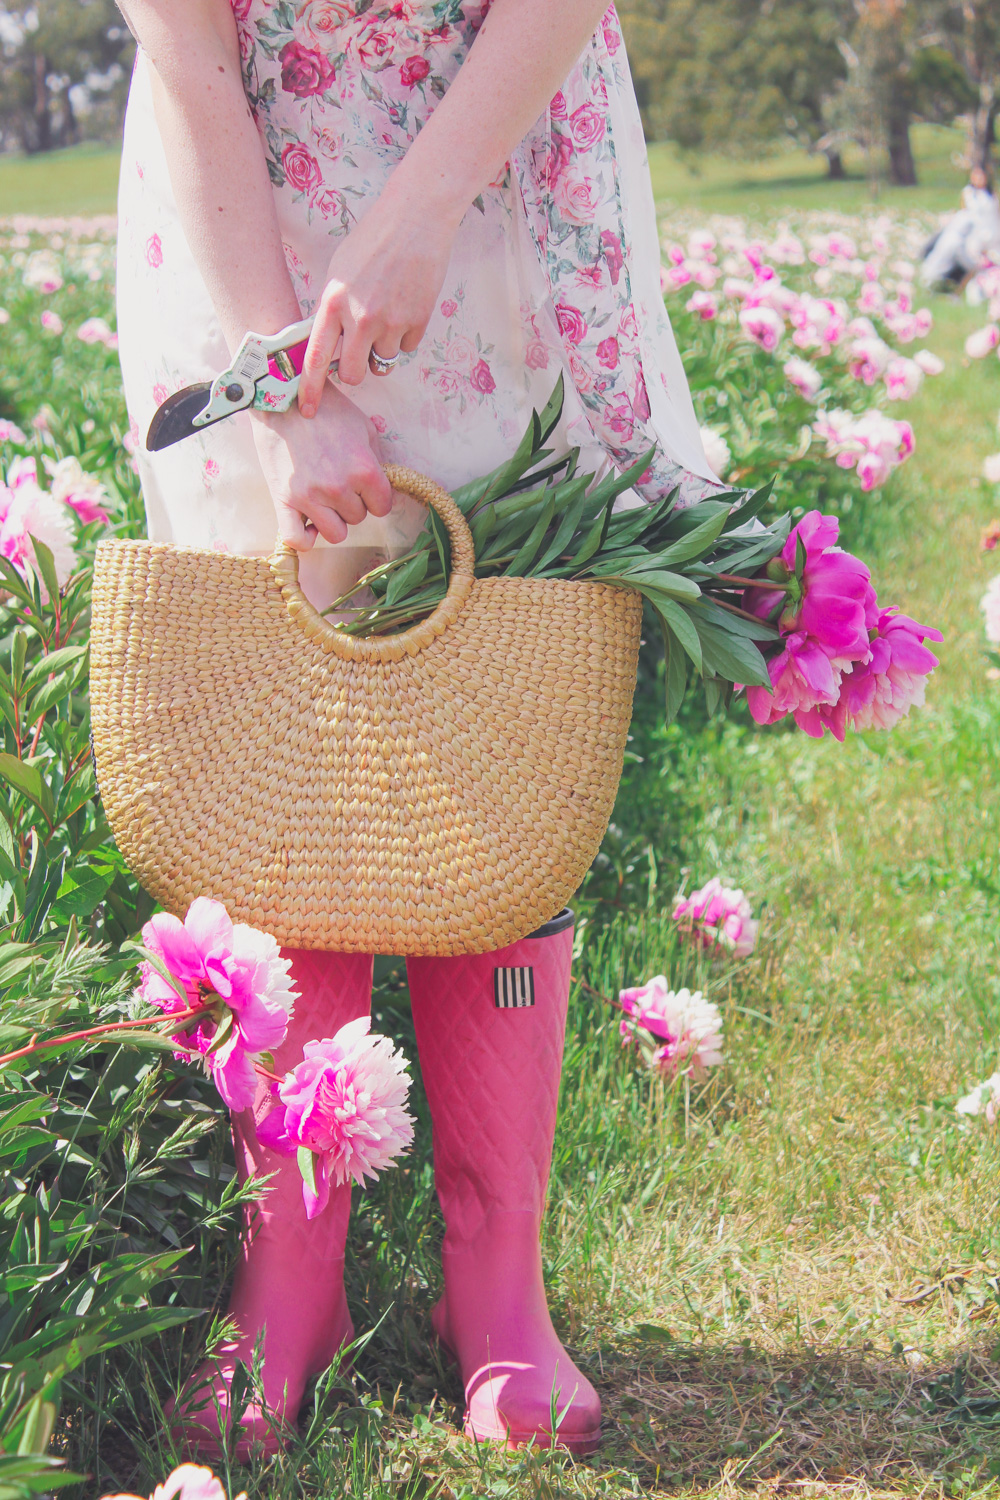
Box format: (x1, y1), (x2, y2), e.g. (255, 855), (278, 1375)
(0, 143), (120, 217)
(9, 123), (1000, 1498)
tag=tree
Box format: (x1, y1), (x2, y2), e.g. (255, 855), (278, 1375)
(0, 0), (134, 154)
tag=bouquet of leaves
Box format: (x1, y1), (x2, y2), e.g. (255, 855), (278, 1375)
(328, 379), (787, 724)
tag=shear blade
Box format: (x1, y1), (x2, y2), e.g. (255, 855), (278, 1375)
(146, 383), (214, 452)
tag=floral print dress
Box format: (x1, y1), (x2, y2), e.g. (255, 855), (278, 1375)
(116, 0), (718, 599)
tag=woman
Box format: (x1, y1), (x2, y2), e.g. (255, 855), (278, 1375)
(116, 0), (718, 1457)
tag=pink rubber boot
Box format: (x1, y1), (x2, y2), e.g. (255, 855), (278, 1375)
(407, 911), (601, 1453)
(171, 949), (372, 1458)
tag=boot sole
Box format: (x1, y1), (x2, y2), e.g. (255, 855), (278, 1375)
(464, 1416), (602, 1454)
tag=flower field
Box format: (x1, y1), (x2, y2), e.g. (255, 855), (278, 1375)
(1, 188), (999, 1500)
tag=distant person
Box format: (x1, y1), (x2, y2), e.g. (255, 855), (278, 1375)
(920, 164), (1000, 288)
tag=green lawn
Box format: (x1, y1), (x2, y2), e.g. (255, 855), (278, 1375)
(0, 143), (120, 217)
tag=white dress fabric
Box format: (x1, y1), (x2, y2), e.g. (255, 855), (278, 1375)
(116, 1), (718, 600)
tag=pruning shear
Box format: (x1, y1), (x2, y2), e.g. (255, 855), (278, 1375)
(146, 316), (331, 452)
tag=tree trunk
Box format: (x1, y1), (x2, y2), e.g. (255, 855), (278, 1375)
(32, 51), (51, 154)
(969, 81), (997, 174)
(886, 93), (917, 185)
(825, 148), (846, 180)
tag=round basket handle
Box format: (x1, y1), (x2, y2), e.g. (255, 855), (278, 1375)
(268, 464), (476, 662)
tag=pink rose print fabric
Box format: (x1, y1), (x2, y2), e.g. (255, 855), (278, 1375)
(116, 0), (718, 588)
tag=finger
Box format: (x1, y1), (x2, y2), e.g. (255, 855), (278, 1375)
(295, 493), (349, 546)
(337, 313), (377, 387)
(355, 457), (393, 518)
(275, 501), (319, 552)
(316, 485), (367, 529)
(399, 321), (429, 354)
(369, 336), (402, 377)
(299, 300), (344, 416)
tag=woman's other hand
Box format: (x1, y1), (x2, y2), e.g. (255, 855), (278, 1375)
(252, 384), (392, 549)
(297, 192), (460, 412)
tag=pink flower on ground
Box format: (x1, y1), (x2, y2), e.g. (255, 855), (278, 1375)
(618, 978), (724, 1080)
(258, 1018), (415, 1217)
(40, 309), (63, 334)
(469, 358), (496, 394)
(0, 456), (77, 595)
(783, 356), (822, 400)
(686, 289), (718, 320)
(965, 324), (1000, 360)
(44, 455), (111, 525)
(672, 877), (758, 957)
(136, 897), (297, 1111)
(738, 305), (783, 352)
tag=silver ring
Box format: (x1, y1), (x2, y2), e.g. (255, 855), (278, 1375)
(369, 349), (400, 376)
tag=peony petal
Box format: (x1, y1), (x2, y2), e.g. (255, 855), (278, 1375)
(184, 897), (235, 962)
(141, 913), (205, 981)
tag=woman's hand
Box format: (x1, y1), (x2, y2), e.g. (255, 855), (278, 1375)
(252, 384), (392, 549)
(297, 191), (461, 413)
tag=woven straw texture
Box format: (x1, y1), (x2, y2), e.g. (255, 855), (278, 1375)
(89, 466), (642, 954)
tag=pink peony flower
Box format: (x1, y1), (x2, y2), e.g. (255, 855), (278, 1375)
(0, 456), (76, 596)
(983, 454), (1000, 484)
(783, 355), (822, 400)
(136, 897), (297, 1111)
(847, 335), (891, 385)
(100, 1462), (242, 1500)
(672, 877), (758, 958)
(0, 419), (26, 445)
(77, 316), (114, 346)
(279, 38), (337, 96)
(956, 1073), (1000, 1125)
(40, 309), (63, 334)
(686, 289), (718, 320)
(618, 978), (724, 1079)
(738, 305), (783, 352)
(749, 510), (875, 660)
(798, 607), (942, 740)
(884, 356), (923, 402)
(258, 1019), (415, 1217)
(914, 348), (944, 376)
(44, 455), (110, 525)
(966, 324), (1000, 360)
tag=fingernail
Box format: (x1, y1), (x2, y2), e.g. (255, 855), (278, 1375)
(301, 401), (316, 418)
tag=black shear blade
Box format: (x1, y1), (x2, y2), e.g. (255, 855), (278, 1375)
(146, 383), (213, 452)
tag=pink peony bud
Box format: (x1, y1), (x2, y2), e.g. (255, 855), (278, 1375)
(258, 1018), (415, 1217)
(914, 349), (944, 376)
(965, 324), (1000, 360)
(783, 356), (822, 400)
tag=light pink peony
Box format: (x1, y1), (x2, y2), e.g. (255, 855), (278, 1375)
(618, 978), (724, 1080)
(40, 309), (63, 334)
(847, 335), (891, 385)
(77, 316), (115, 347)
(0, 419), (27, 445)
(738, 305), (783, 352)
(914, 348), (944, 376)
(965, 324), (1000, 360)
(258, 1018), (415, 1217)
(686, 289), (718, 320)
(982, 453), (1000, 484)
(672, 877), (758, 958)
(137, 898), (296, 1110)
(956, 1073), (1000, 1125)
(44, 455), (110, 525)
(0, 456), (76, 595)
(783, 355), (822, 400)
(699, 425), (731, 480)
(883, 356), (923, 402)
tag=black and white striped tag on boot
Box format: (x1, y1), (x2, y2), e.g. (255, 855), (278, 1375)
(494, 966), (535, 1008)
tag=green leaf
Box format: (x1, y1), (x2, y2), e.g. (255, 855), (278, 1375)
(297, 1145), (318, 1197)
(21, 647), (87, 696)
(650, 506), (731, 567)
(622, 569), (702, 603)
(50, 866), (116, 921)
(0, 754), (54, 823)
(384, 549), (428, 607)
(26, 537), (59, 614)
(503, 493), (555, 576)
(655, 599), (703, 671)
(662, 627), (688, 726)
(531, 477), (589, 573)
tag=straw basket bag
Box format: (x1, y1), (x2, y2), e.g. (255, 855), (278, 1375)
(90, 466), (642, 955)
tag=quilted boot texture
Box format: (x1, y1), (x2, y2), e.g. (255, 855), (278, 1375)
(171, 949), (372, 1458)
(407, 913), (601, 1453)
